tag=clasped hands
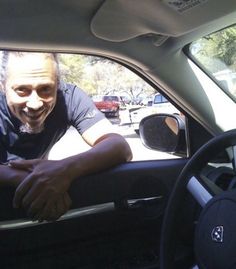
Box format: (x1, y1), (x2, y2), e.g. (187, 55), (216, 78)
(10, 159), (72, 222)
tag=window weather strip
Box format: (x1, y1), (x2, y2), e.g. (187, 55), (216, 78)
(0, 202), (115, 230)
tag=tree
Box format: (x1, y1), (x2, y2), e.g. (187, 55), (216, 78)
(191, 25), (236, 72)
(58, 53), (156, 101)
(58, 54), (85, 87)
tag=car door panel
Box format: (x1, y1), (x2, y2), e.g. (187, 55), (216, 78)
(0, 158), (187, 268)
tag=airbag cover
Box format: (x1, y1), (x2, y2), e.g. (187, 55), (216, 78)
(195, 189), (236, 269)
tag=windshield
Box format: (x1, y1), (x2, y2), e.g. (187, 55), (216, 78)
(153, 94), (168, 104)
(189, 24), (236, 100)
(103, 96), (119, 102)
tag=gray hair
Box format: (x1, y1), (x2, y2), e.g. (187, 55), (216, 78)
(0, 51), (60, 91)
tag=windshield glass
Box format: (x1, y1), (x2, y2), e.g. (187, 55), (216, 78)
(189, 24), (236, 100)
(103, 96), (119, 102)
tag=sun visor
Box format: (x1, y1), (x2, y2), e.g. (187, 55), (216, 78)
(90, 0), (200, 42)
(91, 0), (235, 42)
(91, 0), (179, 42)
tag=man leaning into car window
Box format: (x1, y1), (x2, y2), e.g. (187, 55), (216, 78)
(0, 51), (132, 222)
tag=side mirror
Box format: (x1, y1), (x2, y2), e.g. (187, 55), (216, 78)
(139, 114), (187, 157)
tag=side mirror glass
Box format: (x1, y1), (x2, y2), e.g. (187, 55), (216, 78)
(139, 114), (187, 156)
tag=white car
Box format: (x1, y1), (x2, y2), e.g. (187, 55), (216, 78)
(130, 93), (180, 133)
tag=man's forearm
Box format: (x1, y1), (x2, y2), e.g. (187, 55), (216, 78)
(0, 164), (29, 187)
(61, 133), (132, 183)
(8, 134), (131, 221)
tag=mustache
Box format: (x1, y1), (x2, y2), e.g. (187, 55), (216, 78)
(23, 108), (45, 117)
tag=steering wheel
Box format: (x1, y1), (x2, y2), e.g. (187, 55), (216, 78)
(160, 129), (236, 269)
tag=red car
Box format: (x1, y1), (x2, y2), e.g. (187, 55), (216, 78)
(93, 95), (121, 117)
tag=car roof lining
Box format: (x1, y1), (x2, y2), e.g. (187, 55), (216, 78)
(0, 0), (234, 78)
(0, 0), (235, 71)
(0, 0), (235, 46)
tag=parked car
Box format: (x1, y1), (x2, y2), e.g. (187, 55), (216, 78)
(130, 93), (180, 134)
(1, 1), (236, 269)
(92, 95), (121, 117)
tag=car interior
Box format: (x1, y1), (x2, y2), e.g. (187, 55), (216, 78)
(0, 1), (236, 269)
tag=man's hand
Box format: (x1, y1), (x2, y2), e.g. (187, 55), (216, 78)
(30, 192), (72, 222)
(10, 159), (73, 221)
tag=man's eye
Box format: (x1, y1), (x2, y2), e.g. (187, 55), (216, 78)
(40, 87), (52, 96)
(15, 88), (29, 96)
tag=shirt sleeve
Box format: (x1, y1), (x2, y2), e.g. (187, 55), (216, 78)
(65, 84), (106, 134)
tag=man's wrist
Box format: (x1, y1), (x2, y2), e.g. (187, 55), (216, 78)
(0, 165), (29, 188)
(58, 157), (79, 184)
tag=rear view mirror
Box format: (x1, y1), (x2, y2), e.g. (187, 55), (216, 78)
(139, 114), (187, 157)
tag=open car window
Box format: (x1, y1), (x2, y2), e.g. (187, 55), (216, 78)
(56, 53), (187, 161)
(0, 51), (187, 161)
(189, 24), (236, 100)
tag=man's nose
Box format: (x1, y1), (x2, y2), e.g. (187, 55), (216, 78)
(26, 92), (43, 110)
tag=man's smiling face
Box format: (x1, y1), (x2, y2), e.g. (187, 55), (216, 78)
(5, 53), (58, 134)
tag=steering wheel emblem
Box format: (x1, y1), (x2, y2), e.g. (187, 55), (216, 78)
(211, 226), (224, 243)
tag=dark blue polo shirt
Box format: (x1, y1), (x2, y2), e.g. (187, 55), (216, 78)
(0, 82), (105, 163)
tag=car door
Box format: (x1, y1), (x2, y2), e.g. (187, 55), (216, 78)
(0, 54), (213, 269)
(0, 159), (189, 269)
